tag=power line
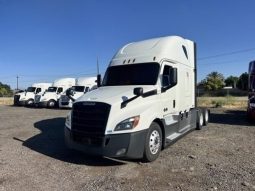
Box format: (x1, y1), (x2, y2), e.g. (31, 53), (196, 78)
(198, 47), (255, 60)
(198, 58), (249, 66)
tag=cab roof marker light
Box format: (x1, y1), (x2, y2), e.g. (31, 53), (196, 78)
(123, 60), (126, 64)
(133, 59), (136, 63)
(153, 56), (156, 61)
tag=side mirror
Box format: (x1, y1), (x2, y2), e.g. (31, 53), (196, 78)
(36, 89), (41, 94)
(66, 88), (75, 102)
(134, 87), (143, 96)
(96, 74), (101, 87)
(66, 88), (74, 97)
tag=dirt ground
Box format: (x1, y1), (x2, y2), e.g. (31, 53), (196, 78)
(0, 105), (254, 191)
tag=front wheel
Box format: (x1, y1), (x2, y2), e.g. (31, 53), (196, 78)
(143, 122), (162, 162)
(26, 99), (34, 106)
(47, 100), (56, 108)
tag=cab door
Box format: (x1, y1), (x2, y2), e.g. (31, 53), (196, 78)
(160, 61), (178, 137)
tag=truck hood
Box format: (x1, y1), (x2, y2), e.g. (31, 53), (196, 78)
(19, 92), (34, 100)
(76, 85), (157, 105)
(40, 92), (58, 100)
(74, 85), (161, 134)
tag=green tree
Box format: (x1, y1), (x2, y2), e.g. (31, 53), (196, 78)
(237, 72), (248, 90)
(204, 71), (225, 91)
(0, 82), (13, 97)
(225, 75), (238, 88)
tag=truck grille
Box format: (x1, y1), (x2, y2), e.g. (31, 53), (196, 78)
(61, 95), (70, 102)
(34, 95), (41, 103)
(71, 102), (111, 145)
(14, 95), (20, 105)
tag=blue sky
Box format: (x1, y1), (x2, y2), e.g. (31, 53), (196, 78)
(1, 0), (255, 89)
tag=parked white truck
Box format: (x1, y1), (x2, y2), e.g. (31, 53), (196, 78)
(59, 77), (97, 108)
(14, 83), (52, 106)
(34, 78), (75, 108)
(65, 36), (209, 162)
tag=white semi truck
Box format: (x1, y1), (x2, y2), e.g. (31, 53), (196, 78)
(14, 83), (52, 106)
(59, 77), (97, 108)
(34, 78), (75, 108)
(65, 36), (209, 162)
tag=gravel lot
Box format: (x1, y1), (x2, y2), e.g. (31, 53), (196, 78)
(0, 105), (255, 191)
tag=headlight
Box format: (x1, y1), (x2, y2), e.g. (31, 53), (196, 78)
(250, 103), (255, 108)
(65, 112), (72, 129)
(114, 116), (140, 131)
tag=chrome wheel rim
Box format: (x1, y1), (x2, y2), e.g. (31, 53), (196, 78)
(149, 130), (161, 155)
(49, 101), (55, 107)
(200, 113), (203, 126)
(205, 110), (209, 122)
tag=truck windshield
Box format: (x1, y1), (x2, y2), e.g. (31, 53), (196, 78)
(47, 87), (57, 92)
(26, 87), (36, 92)
(72, 86), (85, 92)
(102, 63), (160, 86)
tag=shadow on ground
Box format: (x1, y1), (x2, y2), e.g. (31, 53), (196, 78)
(210, 109), (253, 126)
(16, 117), (125, 166)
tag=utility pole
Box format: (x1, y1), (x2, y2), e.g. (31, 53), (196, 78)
(16, 75), (19, 90)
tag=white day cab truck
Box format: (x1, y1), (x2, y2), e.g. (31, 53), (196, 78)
(59, 77), (97, 108)
(65, 36), (210, 162)
(34, 78), (75, 108)
(14, 83), (52, 106)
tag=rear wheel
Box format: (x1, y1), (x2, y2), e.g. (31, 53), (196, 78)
(48, 100), (56, 108)
(143, 122), (162, 162)
(202, 109), (210, 126)
(196, 111), (204, 130)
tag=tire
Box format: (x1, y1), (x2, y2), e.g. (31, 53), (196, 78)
(143, 122), (162, 162)
(196, 110), (204, 130)
(26, 99), (34, 107)
(47, 100), (56, 108)
(202, 109), (210, 126)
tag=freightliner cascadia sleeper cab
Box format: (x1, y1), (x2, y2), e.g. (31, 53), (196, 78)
(59, 77), (97, 108)
(65, 36), (209, 162)
(34, 78), (75, 108)
(14, 83), (52, 106)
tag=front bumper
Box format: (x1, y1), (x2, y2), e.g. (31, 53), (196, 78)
(65, 127), (147, 159)
(35, 101), (48, 108)
(17, 100), (26, 106)
(59, 102), (72, 108)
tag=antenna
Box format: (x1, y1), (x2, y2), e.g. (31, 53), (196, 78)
(96, 57), (101, 87)
(97, 57), (99, 75)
